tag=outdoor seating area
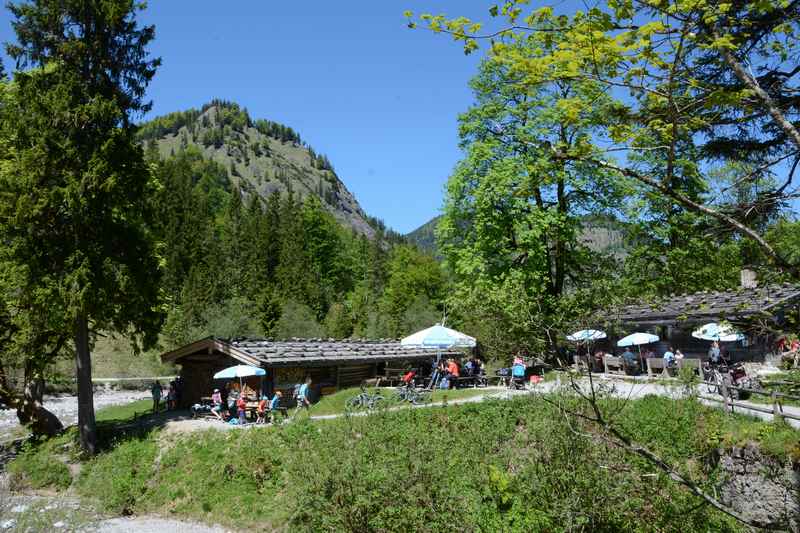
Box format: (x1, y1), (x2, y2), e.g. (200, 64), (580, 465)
(568, 322), (765, 381)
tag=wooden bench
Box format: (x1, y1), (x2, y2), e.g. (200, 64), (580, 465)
(603, 355), (625, 375)
(646, 358), (671, 378)
(677, 358), (701, 376)
(573, 355), (589, 372)
(453, 375), (488, 388)
(377, 368), (406, 387)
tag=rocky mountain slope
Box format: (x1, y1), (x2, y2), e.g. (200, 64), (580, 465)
(139, 100), (376, 237)
(406, 214), (628, 258)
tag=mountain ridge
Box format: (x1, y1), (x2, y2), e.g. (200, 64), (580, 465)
(406, 214), (629, 258)
(139, 100), (380, 237)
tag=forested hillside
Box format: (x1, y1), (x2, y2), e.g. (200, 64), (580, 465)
(139, 99), (383, 238)
(406, 214), (628, 258)
(405, 216), (441, 256)
(143, 101), (445, 348)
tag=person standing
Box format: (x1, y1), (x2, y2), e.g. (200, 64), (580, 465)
(256, 395), (268, 424)
(708, 341), (721, 365)
(297, 377), (312, 410)
(150, 380), (163, 413)
(269, 391), (283, 423)
(236, 395), (247, 425)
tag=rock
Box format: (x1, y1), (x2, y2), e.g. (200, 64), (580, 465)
(53, 521), (65, 528)
(1, 519), (15, 530)
(717, 444), (800, 530)
(10, 504), (27, 513)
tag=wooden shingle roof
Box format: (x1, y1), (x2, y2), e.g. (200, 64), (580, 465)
(161, 337), (460, 367)
(616, 283), (800, 326)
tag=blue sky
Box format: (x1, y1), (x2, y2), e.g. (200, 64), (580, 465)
(0, 2), (497, 234)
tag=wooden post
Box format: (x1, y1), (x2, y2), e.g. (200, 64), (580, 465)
(720, 380), (731, 412)
(772, 391), (783, 424)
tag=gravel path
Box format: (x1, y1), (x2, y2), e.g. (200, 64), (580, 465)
(92, 517), (232, 532)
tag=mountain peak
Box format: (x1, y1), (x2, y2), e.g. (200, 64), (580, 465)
(139, 100), (376, 237)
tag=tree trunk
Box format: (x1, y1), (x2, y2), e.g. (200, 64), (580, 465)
(74, 313), (96, 455)
(0, 361), (63, 438)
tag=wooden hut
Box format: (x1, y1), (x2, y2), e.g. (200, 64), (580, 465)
(161, 337), (458, 407)
(611, 283), (800, 362)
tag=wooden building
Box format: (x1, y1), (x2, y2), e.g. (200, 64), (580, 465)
(609, 283), (800, 362)
(161, 337), (457, 407)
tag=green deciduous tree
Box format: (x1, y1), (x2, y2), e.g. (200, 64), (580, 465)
(380, 245), (446, 338)
(0, 0), (162, 453)
(411, 0), (800, 278)
(437, 48), (621, 357)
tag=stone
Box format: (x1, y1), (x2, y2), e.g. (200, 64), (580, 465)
(717, 445), (799, 530)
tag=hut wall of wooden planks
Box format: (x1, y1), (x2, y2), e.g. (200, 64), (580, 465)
(162, 337), (458, 407)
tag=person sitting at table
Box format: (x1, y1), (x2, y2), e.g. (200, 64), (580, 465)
(211, 388), (224, 421)
(447, 358), (460, 388)
(621, 348), (638, 373)
(466, 358), (478, 377)
(593, 351), (605, 373)
(708, 341), (722, 366)
(256, 395), (268, 424)
(663, 347), (676, 368)
(226, 382), (239, 418)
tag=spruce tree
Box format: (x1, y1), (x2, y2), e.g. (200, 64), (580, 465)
(1, 0), (162, 454)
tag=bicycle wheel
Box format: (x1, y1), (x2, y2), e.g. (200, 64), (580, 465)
(369, 396), (384, 410)
(415, 391), (431, 404)
(346, 396), (362, 410)
(703, 368), (718, 394)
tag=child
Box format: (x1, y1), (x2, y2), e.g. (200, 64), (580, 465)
(256, 395), (268, 424)
(236, 395), (247, 425)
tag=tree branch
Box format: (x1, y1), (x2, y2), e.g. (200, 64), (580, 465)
(715, 34), (800, 152)
(557, 153), (797, 275)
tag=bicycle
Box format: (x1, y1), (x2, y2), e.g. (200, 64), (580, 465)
(394, 384), (430, 405)
(346, 384), (384, 411)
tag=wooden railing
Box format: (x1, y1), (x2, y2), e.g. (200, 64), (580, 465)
(701, 379), (800, 423)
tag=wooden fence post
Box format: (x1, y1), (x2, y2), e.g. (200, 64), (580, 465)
(720, 381), (731, 413)
(772, 391), (783, 424)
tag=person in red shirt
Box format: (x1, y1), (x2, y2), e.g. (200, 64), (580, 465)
(256, 395), (268, 424)
(446, 359), (460, 389)
(236, 396), (247, 425)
